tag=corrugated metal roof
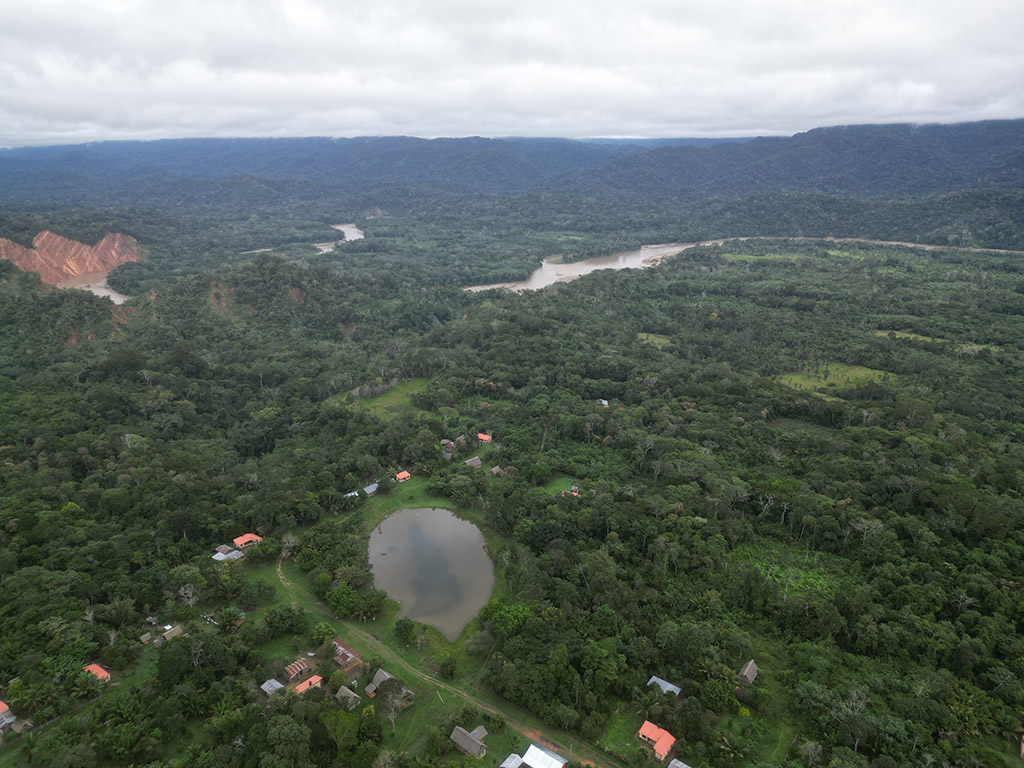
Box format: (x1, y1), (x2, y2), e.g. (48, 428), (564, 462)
(522, 744), (567, 768)
(647, 675), (681, 696)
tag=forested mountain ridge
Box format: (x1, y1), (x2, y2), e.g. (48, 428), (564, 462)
(548, 120), (1024, 198)
(1, 120), (1021, 206)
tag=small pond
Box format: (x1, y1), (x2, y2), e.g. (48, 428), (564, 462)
(368, 507), (494, 640)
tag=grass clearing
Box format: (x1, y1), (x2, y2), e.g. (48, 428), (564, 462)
(721, 251), (800, 262)
(779, 363), (891, 391)
(351, 378), (430, 417)
(638, 332), (672, 347)
(872, 329), (999, 355)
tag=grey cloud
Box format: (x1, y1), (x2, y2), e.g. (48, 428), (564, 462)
(1, 0), (1022, 146)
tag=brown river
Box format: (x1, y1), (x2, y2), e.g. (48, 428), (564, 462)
(466, 239), (730, 292)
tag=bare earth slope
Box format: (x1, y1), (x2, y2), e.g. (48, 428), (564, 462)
(0, 231), (140, 285)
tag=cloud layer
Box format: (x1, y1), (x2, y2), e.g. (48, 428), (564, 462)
(2, 0), (1022, 145)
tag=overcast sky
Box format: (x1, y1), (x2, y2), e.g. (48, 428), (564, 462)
(1, 0), (1022, 146)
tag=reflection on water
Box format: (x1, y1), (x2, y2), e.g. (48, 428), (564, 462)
(369, 507), (494, 640)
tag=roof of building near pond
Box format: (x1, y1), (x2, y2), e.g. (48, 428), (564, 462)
(84, 663), (110, 681)
(261, 679), (285, 696)
(294, 675), (322, 694)
(450, 725), (488, 757)
(522, 743), (568, 768)
(647, 675), (681, 696)
(365, 668), (393, 696)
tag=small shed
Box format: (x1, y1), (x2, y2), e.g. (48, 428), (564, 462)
(336, 685), (360, 710)
(490, 466), (503, 477)
(0, 701), (16, 734)
(363, 482), (379, 496)
(139, 632), (152, 645)
(365, 668), (393, 697)
(261, 679), (285, 697)
(464, 456), (482, 468)
(599, 399), (609, 407)
(738, 659), (758, 686)
(285, 658), (310, 681)
(451, 725), (488, 757)
(647, 675), (681, 696)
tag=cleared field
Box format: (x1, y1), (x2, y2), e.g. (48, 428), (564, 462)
(779, 363), (891, 391)
(637, 332), (672, 347)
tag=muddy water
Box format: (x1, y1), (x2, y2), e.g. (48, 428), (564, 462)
(368, 507), (494, 641)
(466, 240), (728, 292)
(57, 271), (130, 304)
(315, 223), (366, 254)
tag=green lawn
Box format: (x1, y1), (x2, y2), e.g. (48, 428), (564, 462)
(779, 363), (891, 391)
(358, 378), (430, 416)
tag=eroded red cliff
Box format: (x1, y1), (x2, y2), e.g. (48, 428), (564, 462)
(0, 231), (140, 285)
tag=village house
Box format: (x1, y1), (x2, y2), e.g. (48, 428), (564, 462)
(331, 638), (365, 676)
(440, 438), (456, 451)
(396, 470), (411, 482)
(476, 433), (492, 443)
(83, 663), (110, 682)
(261, 679), (285, 697)
(667, 759), (696, 768)
(638, 720), (676, 761)
(0, 701), (16, 734)
(501, 743), (568, 768)
(364, 668), (414, 706)
(599, 399), (610, 407)
(450, 725), (488, 757)
(490, 465), (503, 477)
(647, 675), (682, 696)
(233, 533), (262, 549)
(464, 456), (482, 468)
(212, 543), (244, 562)
(335, 685), (360, 710)
(154, 625), (183, 647)
(294, 675), (322, 694)
(738, 659), (758, 686)
(139, 631), (152, 645)
(363, 482), (379, 496)
(284, 658), (310, 681)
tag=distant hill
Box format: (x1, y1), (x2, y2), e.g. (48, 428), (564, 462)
(2, 121), (1020, 206)
(551, 120), (1024, 198)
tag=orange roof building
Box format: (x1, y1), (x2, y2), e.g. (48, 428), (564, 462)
(294, 675), (322, 694)
(638, 721), (676, 761)
(396, 470), (411, 482)
(477, 433), (492, 443)
(84, 663), (110, 682)
(233, 533), (262, 548)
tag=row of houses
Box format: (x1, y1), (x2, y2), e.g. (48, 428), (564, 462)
(140, 624), (183, 647)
